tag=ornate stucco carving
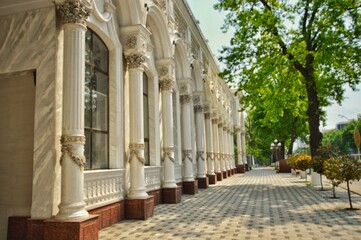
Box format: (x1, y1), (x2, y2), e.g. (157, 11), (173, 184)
(212, 118), (218, 124)
(125, 53), (146, 69)
(182, 149), (192, 162)
(55, 0), (92, 25)
(194, 105), (203, 113)
(60, 135), (86, 168)
(206, 152), (213, 160)
(205, 113), (211, 119)
(125, 35), (137, 49)
(163, 147), (175, 163)
(196, 151), (204, 162)
(218, 122), (223, 128)
(180, 94), (192, 104)
(129, 143), (145, 164)
(159, 78), (174, 92)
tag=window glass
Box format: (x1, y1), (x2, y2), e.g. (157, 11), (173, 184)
(84, 29), (109, 170)
(143, 73), (150, 165)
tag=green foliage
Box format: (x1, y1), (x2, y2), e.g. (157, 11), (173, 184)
(312, 146), (338, 174)
(215, 0), (361, 157)
(294, 154), (312, 171)
(322, 116), (361, 154)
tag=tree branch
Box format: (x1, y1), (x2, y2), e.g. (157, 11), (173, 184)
(302, 0), (310, 35)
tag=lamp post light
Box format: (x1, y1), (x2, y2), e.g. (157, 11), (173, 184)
(270, 139), (282, 166)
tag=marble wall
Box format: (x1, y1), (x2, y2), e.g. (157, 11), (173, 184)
(0, 6), (61, 239)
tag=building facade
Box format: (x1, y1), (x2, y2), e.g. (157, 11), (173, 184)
(0, 0), (247, 239)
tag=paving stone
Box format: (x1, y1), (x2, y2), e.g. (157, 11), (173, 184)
(99, 168), (361, 239)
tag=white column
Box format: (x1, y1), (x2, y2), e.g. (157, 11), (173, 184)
(126, 53), (148, 199)
(223, 125), (229, 171)
(205, 112), (214, 175)
(55, 0), (91, 220)
(181, 94), (194, 181)
(218, 120), (225, 172)
(194, 100), (206, 178)
(159, 67), (177, 188)
(212, 116), (220, 173)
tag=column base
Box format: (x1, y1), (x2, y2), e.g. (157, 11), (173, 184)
(44, 215), (99, 240)
(124, 196), (154, 220)
(236, 164), (245, 173)
(216, 172), (223, 181)
(182, 180), (198, 194)
(222, 171), (228, 179)
(197, 177), (209, 189)
(227, 169), (231, 177)
(147, 189), (162, 205)
(207, 174), (217, 184)
(245, 163), (249, 171)
(89, 201), (124, 229)
(162, 186), (182, 204)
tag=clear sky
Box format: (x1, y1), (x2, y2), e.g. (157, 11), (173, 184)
(186, 0), (361, 130)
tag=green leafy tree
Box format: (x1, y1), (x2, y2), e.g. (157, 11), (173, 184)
(312, 146), (338, 190)
(215, 0), (361, 157)
(324, 157), (343, 198)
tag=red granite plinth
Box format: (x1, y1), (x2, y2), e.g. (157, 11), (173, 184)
(222, 171), (228, 178)
(233, 168), (237, 174)
(216, 172), (223, 181)
(227, 170), (231, 177)
(147, 189), (162, 205)
(197, 177), (209, 189)
(162, 186), (182, 204)
(7, 216), (29, 240)
(182, 180), (198, 194)
(89, 201), (124, 229)
(207, 174), (217, 184)
(27, 219), (45, 240)
(43, 215), (99, 240)
(124, 196), (154, 220)
(236, 164), (245, 173)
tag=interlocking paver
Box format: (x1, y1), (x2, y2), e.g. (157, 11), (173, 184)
(99, 168), (361, 239)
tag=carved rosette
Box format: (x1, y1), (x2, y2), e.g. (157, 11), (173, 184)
(196, 151), (204, 162)
(60, 135), (86, 168)
(159, 78), (174, 92)
(182, 149), (192, 162)
(55, 0), (92, 26)
(125, 53), (146, 69)
(129, 143), (145, 164)
(163, 147), (175, 163)
(180, 94), (192, 104)
(194, 105), (203, 113)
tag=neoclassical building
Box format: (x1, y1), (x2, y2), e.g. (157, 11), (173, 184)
(0, 0), (247, 239)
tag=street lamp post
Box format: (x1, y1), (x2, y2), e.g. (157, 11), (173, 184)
(270, 139), (282, 167)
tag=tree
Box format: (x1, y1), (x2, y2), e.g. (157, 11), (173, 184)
(324, 155), (361, 209)
(323, 157), (343, 198)
(312, 146), (338, 190)
(295, 154), (312, 182)
(215, 0), (361, 157)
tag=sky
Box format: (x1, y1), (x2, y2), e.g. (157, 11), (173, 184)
(186, 0), (361, 130)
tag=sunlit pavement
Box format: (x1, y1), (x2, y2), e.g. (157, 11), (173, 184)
(99, 168), (361, 240)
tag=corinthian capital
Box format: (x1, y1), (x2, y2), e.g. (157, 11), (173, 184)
(180, 94), (192, 104)
(159, 78), (174, 92)
(55, 0), (92, 26)
(125, 53), (146, 69)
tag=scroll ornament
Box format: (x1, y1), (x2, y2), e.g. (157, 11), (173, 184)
(60, 135), (86, 168)
(129, 143), (145, 164)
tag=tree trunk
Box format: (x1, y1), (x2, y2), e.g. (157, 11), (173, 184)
(332, 184), (336, 198)
(347, 180), (353, 209)
(303, 55), (322, 157)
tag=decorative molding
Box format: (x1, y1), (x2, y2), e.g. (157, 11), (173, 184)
(125, 35), (137, 49)
(212, 118), (218, 124)
(194, 105), (203, 113)
(163, 147), (175, 163)
(182, 149), (192, 162)
(205, 113), (211, 119)
(196, 151), (204, 162)
(55, 0), (92, 25)
(60, 135), (86, 168)
(159, 78), (174, 91)
(125, 53), (146, 69)
(180, 94), (192, 104)
(218, 122), (223, 128)
(203, 104), (210, 113)
(129, 143), (145, 164)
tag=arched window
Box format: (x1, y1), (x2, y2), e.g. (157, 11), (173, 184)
(143, 73), (150, 165)
(84, 29), (109, 169)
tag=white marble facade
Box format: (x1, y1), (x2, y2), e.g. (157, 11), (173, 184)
(0, 0), (246, 239)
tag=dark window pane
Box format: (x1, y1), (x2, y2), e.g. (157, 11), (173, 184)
(144, 141), (149, 166)
(84, 130), (91, 169)
(94, 70), (108, 95)
(92, 90), (108, 131)
(91, 132), (108, 169)
(92, 34), (108, 73)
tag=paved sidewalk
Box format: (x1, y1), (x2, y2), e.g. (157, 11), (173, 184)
(99, 168), (361, 240)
